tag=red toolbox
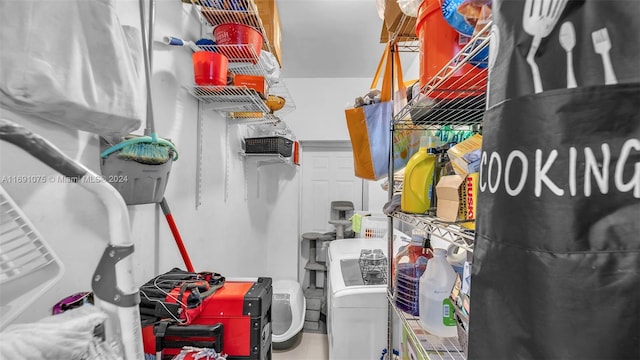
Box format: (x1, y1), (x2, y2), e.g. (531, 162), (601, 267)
(141, 319), (224, 359)
(191, 277), (272, 360)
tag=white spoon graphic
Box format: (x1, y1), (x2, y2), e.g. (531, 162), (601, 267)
(559, 21), (577, 88)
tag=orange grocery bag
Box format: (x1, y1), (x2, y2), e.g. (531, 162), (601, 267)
(345, 44), (420, 180)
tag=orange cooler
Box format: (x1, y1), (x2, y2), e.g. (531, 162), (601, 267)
(416, 0), (486, 98)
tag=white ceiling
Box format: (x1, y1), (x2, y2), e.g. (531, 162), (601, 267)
(276, 0), (390, 78)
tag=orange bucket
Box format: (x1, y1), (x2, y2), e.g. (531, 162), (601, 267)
(416, 0), (486, 99)
(192, 51), (228, 86)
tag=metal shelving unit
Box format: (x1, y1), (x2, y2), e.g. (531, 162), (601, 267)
(386, 21), (491, 360)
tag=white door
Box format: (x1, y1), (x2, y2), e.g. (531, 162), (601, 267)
(299, 141), (363, 234)
(298, 141), (363, 287)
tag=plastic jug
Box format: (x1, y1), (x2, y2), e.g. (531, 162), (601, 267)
(401, 136), (437, 214)
(419, 248), (457, 337)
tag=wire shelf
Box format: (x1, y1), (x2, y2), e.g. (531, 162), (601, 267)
(389, 293), (466, 360)
(189, 85), (271, 111)
(268, 80), (296, 117)
(394, 22), (492, 130)
(196, 44), (277, 85)
(239, 151), (294, 165)
(227, 112), (280, 125)
(188, 0), (274, 55)
(392, 212), (474, 253)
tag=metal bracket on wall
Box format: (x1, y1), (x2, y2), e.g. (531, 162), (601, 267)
(196, 100), (204, 209)
(92, 244), (140, 307)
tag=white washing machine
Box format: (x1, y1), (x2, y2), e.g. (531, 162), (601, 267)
(327, 238), (388, 360)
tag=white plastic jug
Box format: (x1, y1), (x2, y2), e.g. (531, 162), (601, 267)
(419, 248), (458, 337)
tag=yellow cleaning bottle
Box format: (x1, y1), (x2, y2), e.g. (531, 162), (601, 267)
(401, 136), (437, 214)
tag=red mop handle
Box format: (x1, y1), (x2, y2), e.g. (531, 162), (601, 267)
(160, 199), (195, 272)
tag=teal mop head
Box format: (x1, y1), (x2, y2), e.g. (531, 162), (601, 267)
(101, 133), (178, 165)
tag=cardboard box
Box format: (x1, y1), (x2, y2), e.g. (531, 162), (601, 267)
(458, 172), (478, 230)
(436, 174), (465, 222)
(380, 0), (417, 43)
(233, 74), (266, 94)
(435, 173), (478, 229)
(448, 134), (482, 176)
(254, 0), (283, 67)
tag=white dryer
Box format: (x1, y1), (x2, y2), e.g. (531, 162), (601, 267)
(327, 238), (388, 360)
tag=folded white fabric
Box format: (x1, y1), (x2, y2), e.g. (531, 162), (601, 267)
(0, 0), (143, 137)
(0, 305), (122, 360)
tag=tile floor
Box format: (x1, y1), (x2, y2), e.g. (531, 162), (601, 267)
(272, 332), (329, 360)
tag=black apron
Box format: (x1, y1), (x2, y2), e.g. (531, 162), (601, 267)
(468, 1), (640, 359)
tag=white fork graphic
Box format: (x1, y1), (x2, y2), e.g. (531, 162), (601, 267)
(591, 27), (618, 85)
(522, 0), (568, 93)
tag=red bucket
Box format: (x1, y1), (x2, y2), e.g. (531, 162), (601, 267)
(416, 0), (486, 99)
(192, 51), (228, 86)
(213, 23), (263, 63)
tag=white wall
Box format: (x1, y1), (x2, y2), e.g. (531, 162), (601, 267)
(284, 77), (372, 141)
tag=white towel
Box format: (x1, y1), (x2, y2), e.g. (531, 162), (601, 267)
(0, 305), (122, 360)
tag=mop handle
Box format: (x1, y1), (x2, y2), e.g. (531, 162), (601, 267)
(160, 198), (195, 272)
(139, 0), (156, 136)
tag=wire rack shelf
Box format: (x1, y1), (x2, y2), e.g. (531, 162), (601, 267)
(389, 292), (466, 360)
(394, 22), (492, 130)
(187, 0), (274, 55)
(392, 212), (475, 253)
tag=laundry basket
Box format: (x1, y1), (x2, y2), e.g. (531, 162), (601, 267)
(357, 215), (388, 239)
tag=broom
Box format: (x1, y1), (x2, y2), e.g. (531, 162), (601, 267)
(100, 0), (178, 165)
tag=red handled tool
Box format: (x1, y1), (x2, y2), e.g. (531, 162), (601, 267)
(160, 198), (195, 272)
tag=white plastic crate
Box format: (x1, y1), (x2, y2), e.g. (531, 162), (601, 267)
(358, 215), (388, 239)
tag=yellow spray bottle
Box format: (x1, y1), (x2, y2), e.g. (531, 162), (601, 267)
(401, 135), (437, 214)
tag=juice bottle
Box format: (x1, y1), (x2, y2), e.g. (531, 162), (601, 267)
(401, 136), (437, 214)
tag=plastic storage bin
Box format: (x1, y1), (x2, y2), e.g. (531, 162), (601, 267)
(99, 137), (173, 205)
(358, 215), (388, 239)
(395, 263), (426, 316)
(244, 136), (293, 157)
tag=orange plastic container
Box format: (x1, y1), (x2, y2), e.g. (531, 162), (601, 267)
(192, 51), (228, 86)
(416, 0), (486, 99)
